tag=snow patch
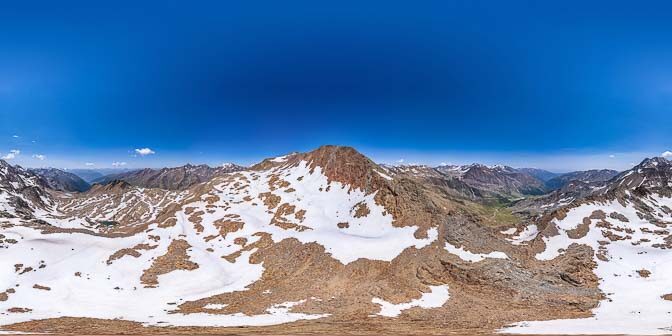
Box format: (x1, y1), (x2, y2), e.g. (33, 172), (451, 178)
(507, 225), (538, 245)
(444, 242), (508, 262)
(372, 285), (449, 317)
(503, 197), (672, 335)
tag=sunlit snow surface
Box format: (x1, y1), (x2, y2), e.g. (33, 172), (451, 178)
(505, 225), (538, 245)
(0, 161), (435, 327)
(444, 242), (508, 262)
(503, 195), (672, 335)
(371, 285), (450, 317)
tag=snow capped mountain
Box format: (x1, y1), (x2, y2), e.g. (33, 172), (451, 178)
(382, 163), (548, 202)
(2, 150), (672, 335)
(604, 157), (672, 193)
(0, 160), (53, 219)
(506, 157), (672, 334)
(29, 168), (91, 192)
(434, 163), (547, 199)
(0, 147), (450, 330)
(545, 169), (620, 190)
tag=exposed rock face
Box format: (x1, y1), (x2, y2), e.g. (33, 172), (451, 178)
(92, 163), (246, 190)
(512, 179), (602, 215)
(385, 163), (546, 202)
(1, 150), (671, 335)
(604, 157), (672, 194)
(545, 169), (619, 190)
(458, 164), (547, 197)
(514, 159), (667, 218)
(503, 157), (672, 334)
(29, 168), (90, 192)
(0, 160), (53, 219)
(432, 164), (547, 199)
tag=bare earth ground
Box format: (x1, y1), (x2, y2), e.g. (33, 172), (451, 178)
(0, 318), (654, 336)
(0, 318), (490, 335)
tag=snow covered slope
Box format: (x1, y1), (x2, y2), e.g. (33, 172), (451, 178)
(504, 158), (672, 335)
(3, 151), (672, 334)
(0, 160), (54, 218)
(0, 150), (439, 327)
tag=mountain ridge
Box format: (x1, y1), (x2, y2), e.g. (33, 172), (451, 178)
(28, 168), (90, 192)
(91, 163), (247, 190)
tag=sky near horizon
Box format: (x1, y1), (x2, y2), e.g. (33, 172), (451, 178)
(1, 1), (672, 171)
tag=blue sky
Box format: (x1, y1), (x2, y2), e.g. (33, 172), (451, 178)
(1, 1), (671, 171)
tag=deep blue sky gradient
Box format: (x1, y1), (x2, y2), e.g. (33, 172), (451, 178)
(1, 1), (671, 170)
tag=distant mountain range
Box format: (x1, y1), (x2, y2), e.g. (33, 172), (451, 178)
(23, 161), (620, 201)
(516, 168), (559, 182)
(89, 163), (246, 190)
(544, 169), (620, 190)
(382, 163), (618, 203)
(65, 168), (129, 183)
(28, 168), (90, 192)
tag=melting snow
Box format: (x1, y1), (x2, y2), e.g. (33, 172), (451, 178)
(269, 155), (289, 163)
(372, 285), (449, 317)
(375, 170), (393, 181)
(506, 225), (538, 245)
(444, 242), (508, 262)
(503, 196), (672, 335)
(0, 160), (435, 327)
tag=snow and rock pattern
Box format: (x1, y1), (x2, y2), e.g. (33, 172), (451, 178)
(4, 150), (672, 335)
(91, 163), (246, 191)
(372, 285), (450, 317)
(0, 153), (440, 328)
(505, 193), (672, 334)
(29, 168), (91, 192)
(444, 242), (508, 262)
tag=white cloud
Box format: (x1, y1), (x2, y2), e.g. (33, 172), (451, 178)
(12, 135), (19, 138)
(85, 162), (95, 166)
(2, 149), (20, 160)
(112, 161), (127, 167)
(32, 154), (46, 160)
(662, 151), (672, 159)
(134, 148), (155, 156)
(397, 159), (405, 163)
(609, 154), (615, 158)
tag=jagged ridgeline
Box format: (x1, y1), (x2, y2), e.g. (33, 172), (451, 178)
(1, 146), (672, 335)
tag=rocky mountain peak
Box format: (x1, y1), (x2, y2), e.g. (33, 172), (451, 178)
(28, 167), (90, 192)
(295, 145), (389, 193)
(635, 156), (671, 170)
(0, 161), (53, 217)
(216, 163), (246, 173)
(490, 164), (517, 173)
(595, 157), (672, 196)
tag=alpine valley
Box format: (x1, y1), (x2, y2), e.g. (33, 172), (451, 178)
(2, 145), (672, 335)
